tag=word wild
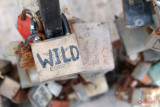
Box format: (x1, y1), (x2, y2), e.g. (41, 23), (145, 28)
(36, 45), (80, 68)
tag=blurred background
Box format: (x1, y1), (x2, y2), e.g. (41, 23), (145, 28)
(0, 0), (129, 107)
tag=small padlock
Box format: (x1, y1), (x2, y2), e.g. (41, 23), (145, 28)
(0, 76), (20, 100)
(28, 85), (52, 107)
(17, 9), (42, 43)
(72, 83), (89, 101)
(47, 81), (63, 97)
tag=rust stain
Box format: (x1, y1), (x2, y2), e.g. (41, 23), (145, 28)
(68, 20), (74, 33)
(19, 50), (35, 69)
(155, 27), (160, 36)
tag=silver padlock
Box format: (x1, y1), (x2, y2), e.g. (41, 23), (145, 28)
(72, 83), (89, 101)
(115, 17), (148, 56)
(47, 81), (62, 97)
(28, 85), (52, 107)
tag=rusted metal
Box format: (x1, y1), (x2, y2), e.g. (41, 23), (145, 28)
(19, 50), (35, 69)
(21, 10), (27, 21)
(49, 100), (70, 107)
(12, 89), (28, 104)
(68, 20), (74, 33)
(21, 9), (43, 32)
(155, 27), (160, 35)
(112, 40), (121, 50)
(115, 70), (137, 103)
(15, 43), (31, 55)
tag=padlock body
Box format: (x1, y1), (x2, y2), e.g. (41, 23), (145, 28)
(17, 14), (32, 40)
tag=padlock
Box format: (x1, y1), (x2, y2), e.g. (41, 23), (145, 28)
(17, 9), (42, 42)
(28, 85), (52, 107)
(143, 49), (160, 62)
(72, 83), (89, 101)
(123, 0), (154, 27)
(148, 62), (160, 86)
(115, 17), (148, 56)
(47, 81), (63, 97)
(73, 22), (114, 73)
(131, 62), (152, 85)
(146, 27), (160, 52)
(0, 76), (20, 100)
(31, 34), (84, 82)
(132, 88), (160, 107)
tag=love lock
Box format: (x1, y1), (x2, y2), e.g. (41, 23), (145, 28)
(0, 76), (20, 100)
(17, 9), (42, 42)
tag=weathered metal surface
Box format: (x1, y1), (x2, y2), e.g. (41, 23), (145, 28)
(123, 0), (154, 27)
(143, 49), (160, 62)
(31, 34), (84, 82)
(148, 62), (160, 86)
(115, 17), (148, 56)
(47, 81), (62, 97)
(17, 0), (73, 19)
(73, 22), (114, 73)
(38, 0), (63, 39)
(72, 83), (89, 101)
(0, 76), (20, 100)
(28, 85), (52, 107)
(132, 88), (160, 107)
(19, 50), (35, 69)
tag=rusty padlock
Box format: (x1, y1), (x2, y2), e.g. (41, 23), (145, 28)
(17, 9), (42, 42)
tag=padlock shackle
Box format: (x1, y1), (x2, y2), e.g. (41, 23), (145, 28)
(21, 9), (43, 32)
(61, 13), (71, 35)
(25, 33), (46, 48)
